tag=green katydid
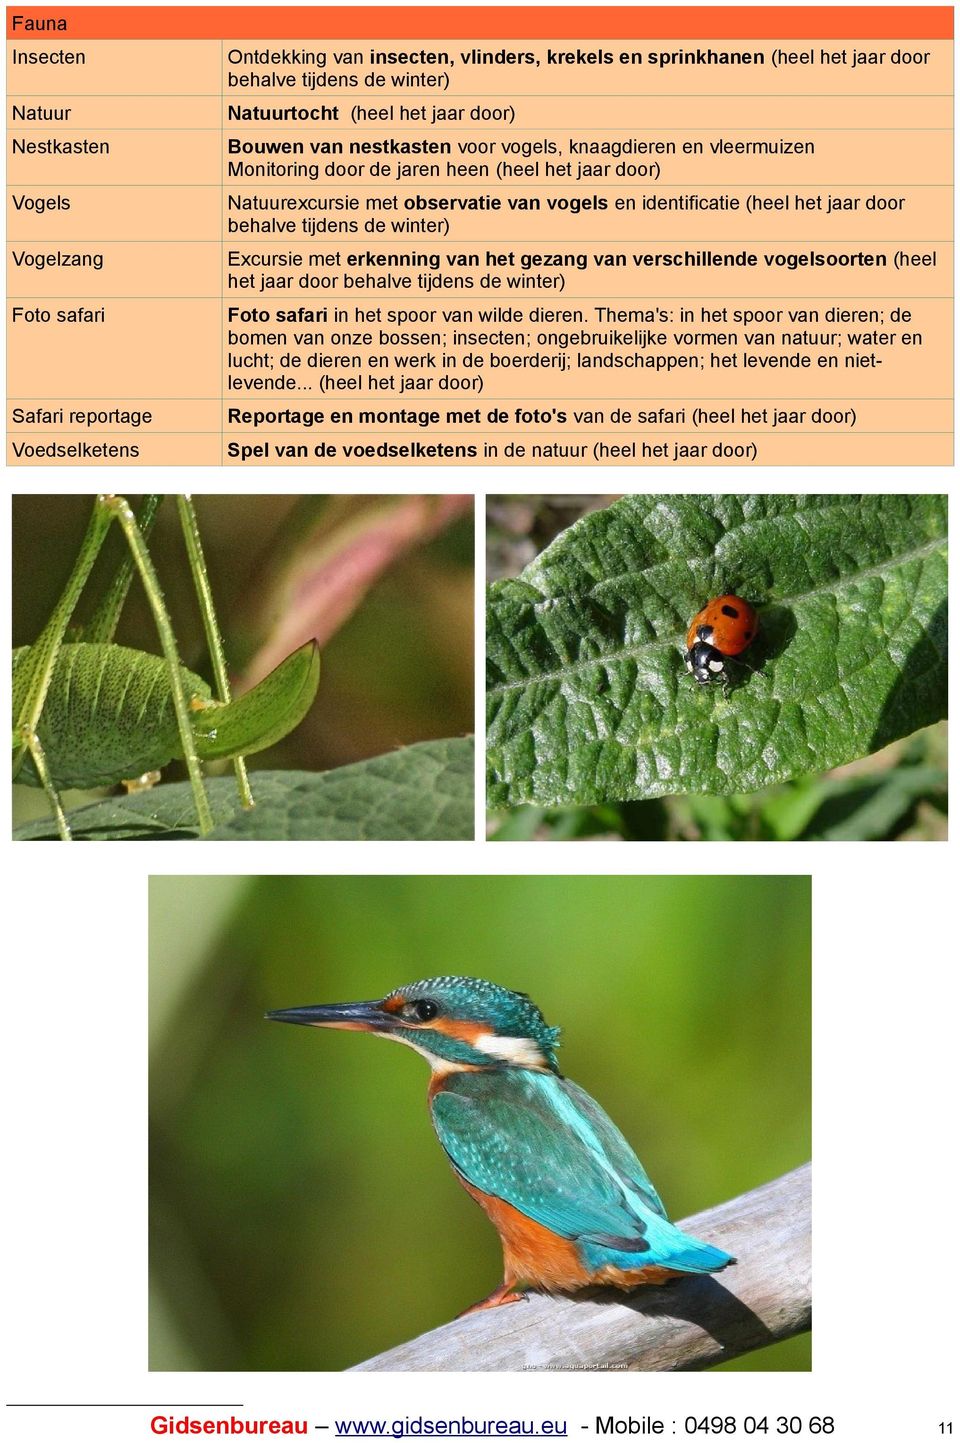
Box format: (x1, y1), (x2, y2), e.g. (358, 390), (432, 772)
(12, 494), (320, 841)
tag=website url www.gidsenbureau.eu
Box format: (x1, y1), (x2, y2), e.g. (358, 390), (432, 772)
(333, 1424), (567, 1437)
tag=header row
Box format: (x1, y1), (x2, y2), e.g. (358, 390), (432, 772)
(6, 6), (955, 41)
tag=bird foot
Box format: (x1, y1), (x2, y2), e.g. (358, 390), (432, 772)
(458, 1284), (527, 1317)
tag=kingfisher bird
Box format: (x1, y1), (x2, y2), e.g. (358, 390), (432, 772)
(267, 976), (734, 1315)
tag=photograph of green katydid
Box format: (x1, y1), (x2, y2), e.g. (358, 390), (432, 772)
(13, 494), (474, 842)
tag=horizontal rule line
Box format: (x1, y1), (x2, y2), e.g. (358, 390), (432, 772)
(5, 125), (954, 131)
(6, 184), (953, 189)
(7, 182), (950, 189)
(9, 238), (953, 244)
(10, 396), (952, 402)
(5, 91), (955, 99)
(3, 128), (952, 135)
(9, 295), (954, 301)
(9, 429), (950, 437)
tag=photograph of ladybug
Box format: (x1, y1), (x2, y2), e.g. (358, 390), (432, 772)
(685, 595), (760, 686)
(486, 493), (947, 843)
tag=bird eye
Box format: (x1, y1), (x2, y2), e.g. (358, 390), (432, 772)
(412, 999), (438, 1022)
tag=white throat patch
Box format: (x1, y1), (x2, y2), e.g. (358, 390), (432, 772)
(472, 1032), (549, 1069)
(372, 1024), (549, 1074)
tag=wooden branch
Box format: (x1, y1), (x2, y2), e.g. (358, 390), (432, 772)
(351, 1163), (810, 1372)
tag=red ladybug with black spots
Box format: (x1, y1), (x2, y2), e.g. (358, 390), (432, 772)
(685, 594), (760, 685)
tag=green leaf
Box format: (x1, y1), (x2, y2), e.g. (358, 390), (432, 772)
(14, 738), (474, 841)
(760, 764), (946, 842)
(487, 495), (947, 807)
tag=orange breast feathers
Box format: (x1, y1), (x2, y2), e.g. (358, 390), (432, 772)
(458, 1180), (678, 1293)
(460, 1180), (591, 1290)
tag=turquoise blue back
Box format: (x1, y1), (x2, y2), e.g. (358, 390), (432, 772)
(431, 1068), (733, 1276)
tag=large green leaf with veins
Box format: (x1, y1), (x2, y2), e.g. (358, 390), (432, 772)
(486, 495), (947, 808)
(14, 738), (474, 841)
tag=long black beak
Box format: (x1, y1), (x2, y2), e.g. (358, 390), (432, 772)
(265, 1000), (400, 1032)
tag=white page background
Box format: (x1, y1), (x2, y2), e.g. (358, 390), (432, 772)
(3, 465), (956, 1443)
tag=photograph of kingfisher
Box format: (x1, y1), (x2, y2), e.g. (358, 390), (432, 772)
(267, 975), (734, 1315)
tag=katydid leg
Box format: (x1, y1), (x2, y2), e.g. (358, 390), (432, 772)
(85, 494), (163, 644)
(175, 496), (254, 810)
(13, 499), (115, 780)
(103, 496), (214, 835)
(16, 724), (71, 842)
(13, 495), (215, 837)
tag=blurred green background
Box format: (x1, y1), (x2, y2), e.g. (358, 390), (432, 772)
(13, 495), (473, 828)
(149, 875), (811, 1372)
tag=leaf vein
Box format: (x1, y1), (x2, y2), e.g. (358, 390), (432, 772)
(489, 536), (945, 698)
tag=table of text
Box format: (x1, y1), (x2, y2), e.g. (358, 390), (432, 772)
(7, 5), (954, 465)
